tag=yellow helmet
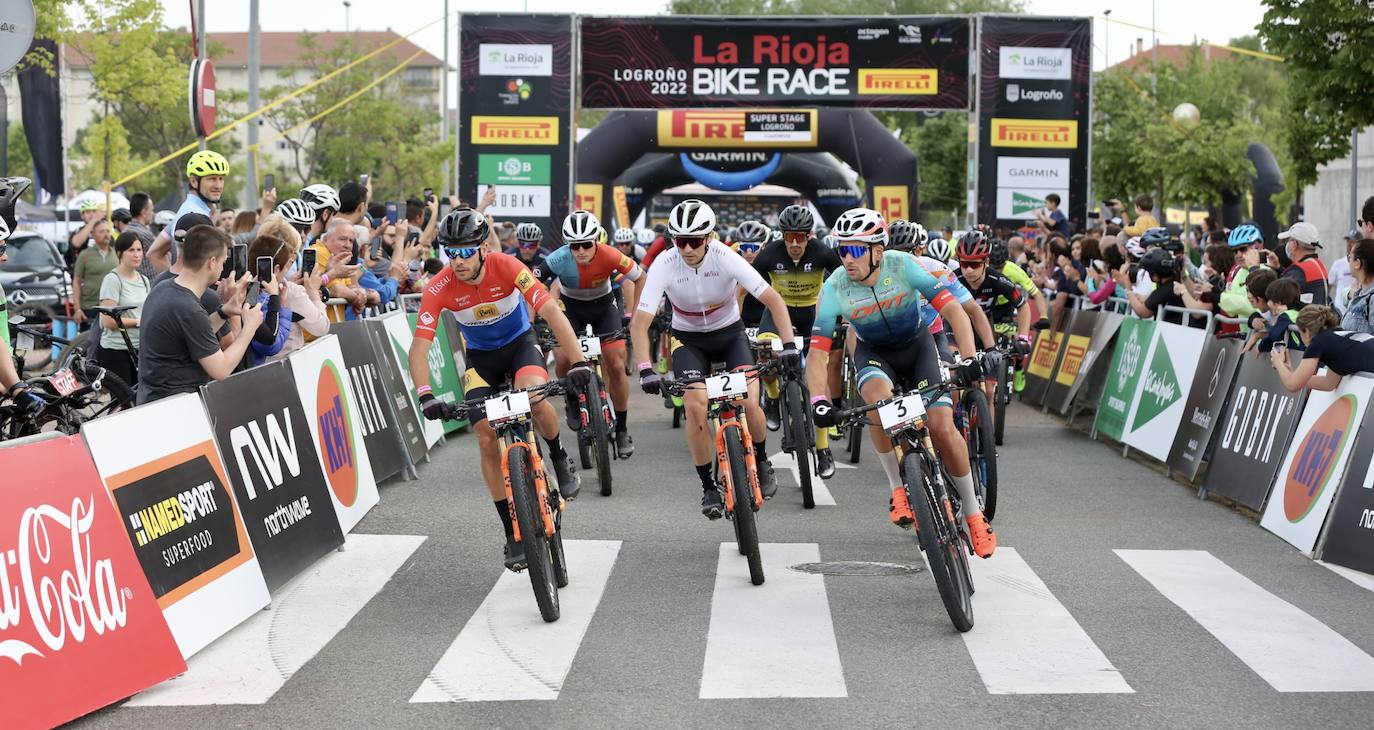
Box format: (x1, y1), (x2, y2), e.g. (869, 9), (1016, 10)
(186, 150), (229, 177)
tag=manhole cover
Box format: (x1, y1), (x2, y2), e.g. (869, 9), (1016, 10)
(789, 561), (923, 576)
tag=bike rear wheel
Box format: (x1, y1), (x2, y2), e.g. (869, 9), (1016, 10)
(724, 427), (764, 585)
(963, 387), (998, 521)
(784, 379), (815, 509)
(587, 383), (614, 496)
(509, 447), (560, 622)
(994, 356), (1009, 446)
(844, 357), (863, 464)
(904, 449), (974, 632)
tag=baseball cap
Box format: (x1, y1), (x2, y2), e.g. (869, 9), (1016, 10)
(173, 212), (215, 242)
(1277, 221), (1320, 247)
(1345, 228), (1360, 241)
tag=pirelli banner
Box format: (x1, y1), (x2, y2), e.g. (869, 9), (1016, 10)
(459, 14), (574, 242)
(580, 16), (973, 109)
(975, 16), (1092, 230)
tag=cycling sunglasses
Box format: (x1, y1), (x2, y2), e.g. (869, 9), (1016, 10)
(783, 231), (809, 242)
(445, 245), (481, 259)
(674, 235), (708, 250)
(568, 239), (596, 251)
(837, 243), (870, 260)
(960, 259), (986, 270)
(0, 243), (7, 257)
(737, 242), (762, 253)
(518, 239), (541, 249)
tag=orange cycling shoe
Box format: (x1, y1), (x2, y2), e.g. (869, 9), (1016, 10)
(966, 513), (997, 558)
(889, 487), (915, 529)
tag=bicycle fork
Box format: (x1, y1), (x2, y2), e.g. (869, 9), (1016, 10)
(715, 411), (763, 514)
(500, 439), (559, 542)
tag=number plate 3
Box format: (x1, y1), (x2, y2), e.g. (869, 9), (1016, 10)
(878, 394), (925, 431)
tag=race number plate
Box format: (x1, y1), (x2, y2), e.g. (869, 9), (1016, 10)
(579, 336), (602, 358)
(15, 330), (34, 352)
(50, 368), (81, 396)
(485, 391), (531, 422)
(706, 372), (748, 400)
(769, 336), (805, 352)
(878, 394), (926, 431)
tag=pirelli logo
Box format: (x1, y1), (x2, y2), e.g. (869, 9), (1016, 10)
(857, 68), (938, 95)
(991, 118), (1078, 149)
(471, 116), (560, 145)
(656, 110), (817, 148)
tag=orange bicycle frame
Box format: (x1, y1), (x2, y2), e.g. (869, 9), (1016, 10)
(499, 436), (557, 542)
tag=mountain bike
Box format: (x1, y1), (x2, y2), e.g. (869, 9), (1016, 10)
(4, 319), (135, 439)
(990, 328), (1018, 446)
(954, 375), (998, 523)
(837, 380), (976, 632)
(572, 327), (619, 497)
(666, 365), (767, 586)
(751, 332), (818, 508)
(451, 380), (570, 622)
(841, 339), (864, 465)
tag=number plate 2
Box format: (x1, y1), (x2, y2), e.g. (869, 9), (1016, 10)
(878, 394), (925, 431)
(50, 368), (81, 396)
(485, 391), (531, 422)
(706, 372), (748, 400)
(579, 336), (602, 358)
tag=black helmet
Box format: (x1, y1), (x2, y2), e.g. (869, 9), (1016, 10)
(989, 237), (1009, 269)
(1139, 247), (1176, 278)
(778, 204), (814, 233)
(437, 208), (490, 247)
(888, 220), (918, 251)
(111, 208), (133, 224)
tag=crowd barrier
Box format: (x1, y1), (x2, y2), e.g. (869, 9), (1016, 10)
(1027, 296), (1374, 579)
(0, 309), (471, 729)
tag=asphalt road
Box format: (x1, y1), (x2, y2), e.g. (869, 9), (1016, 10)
(80, 396), (1374, 729)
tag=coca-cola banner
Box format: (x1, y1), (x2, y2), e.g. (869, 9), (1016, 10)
(0, 435), (185, 728)
(82, 393), (270, 658)
(581, 16), (972, 109)
(1202, 353), (1306, 511)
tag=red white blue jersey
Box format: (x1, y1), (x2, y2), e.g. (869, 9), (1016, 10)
(415, 253), (550, 351)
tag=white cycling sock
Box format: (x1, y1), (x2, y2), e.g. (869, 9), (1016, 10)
(877, 449), (902, 489)
(948, 470), (982, 519)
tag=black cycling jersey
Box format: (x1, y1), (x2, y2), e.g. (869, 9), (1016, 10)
(751, 239), (843, 308)
(957, 270), (1024, 324)
(507, 247), (554, 285)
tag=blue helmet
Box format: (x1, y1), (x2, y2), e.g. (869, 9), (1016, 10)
(1228, 223), (1263, 248)
(1140, 226), (1171, 248)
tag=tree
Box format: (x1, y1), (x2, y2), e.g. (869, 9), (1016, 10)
(1260, 0), (1374, 187)
(6, 124), (33, 181)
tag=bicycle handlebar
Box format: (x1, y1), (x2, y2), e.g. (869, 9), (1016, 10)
(835, 379), (961, 429)
(663, 363), (775, 397)
(448, 378), (570, 421)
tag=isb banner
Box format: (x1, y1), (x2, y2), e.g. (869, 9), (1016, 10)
(0, 435), (186, 729)
(976, 16), (1092, 230)
(581, 16), (972, 110)
(1167, 337), (1242, 481)
(1316, 396), (1374, 573)
(1094, 316), (1155, 442)
(1202, 352), (1306, 511)
(333, 320), (410, 482)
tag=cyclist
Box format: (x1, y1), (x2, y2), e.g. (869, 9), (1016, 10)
(629, 199), (800, 518)
(888, 219), (928, 255)
(508, 221), (553, 284)
(806, 208), (996, 559)
(612, 227), (646, 262)
(409, 209), (591, 572)
(733, 220), (770, 329)
(276, 198), (317, 243)
(300, 184), (342, 242)
(956, 233), (1031, 409)
(147, 150), (228, 273)
(545, 211), (643, 457)
(927, 235), (954, 265)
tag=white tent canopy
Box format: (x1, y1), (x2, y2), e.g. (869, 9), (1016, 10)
(58, 189), (131, 213)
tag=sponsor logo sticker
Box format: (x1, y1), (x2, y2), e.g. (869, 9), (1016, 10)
(1000, 46), (1072, 80)
(656, 109), (817, 148)
(316, 362), (358, 508)
(857, 68), (938, 95)
(479, 43), (552, 76)
(470, 116), (559, 145)
(1283, 394), (1356, 522)
(991, 118), (1078, 149)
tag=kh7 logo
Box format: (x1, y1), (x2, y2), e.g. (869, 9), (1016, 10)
(470, 116), (559, 145)
(317, 362), (358, 507)
(1283, 394), (1356, 522)
(991, 118), (1078, 149)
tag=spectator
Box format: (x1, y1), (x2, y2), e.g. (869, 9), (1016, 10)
(1329, 229), (1360, 312)
(1121, 194), (1159, 237)
(111, 208), (132, 235)
(125, 192), (158, 278)
(1186, 243), (1234, 316)
(1257, 278), (1303, 353)
(1340, 239), (1374, 336)
(1362, 196), (1374, 241)
(1128, 248), (1188, 323)
(231, 210), (258, 243)
(1034, 193), (1069, 238)
(253, 230), (328, 363)
(238, 234), (290, 368)
(152, 210), (175, 236)
(1273, 305), (1374, 392)
(136, 225), (262, 404)
(73, 218), (118, 331)
(311, 218), (370, 322)
(1006, 235), (1027, 265)
(1277, 221), (1329, 306)
(96, 231), (151, 385)
(216, 209), (236, 232)
(66, 199), (104, 270)
(148, 150), (228, 273)
(150, 212), (235, 349)
(1241, 268), (1280, 352)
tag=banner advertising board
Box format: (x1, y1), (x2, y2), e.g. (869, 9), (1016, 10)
(459, 14), (573, 242)
(1201, 353), (1306, 510)
(378, 310), (445, 448)
(286, 335), (381, 533)
(202, 361), (345, 590)
(1166, 337), (1242, 481)
(1316, 396), (1374, 573)
(1022, 323), (1065, 406)
(408, 311), (467, 434)
(0, 435), (186, 729)
(1123, 321), (1207, 462)
(976, 16), (1092, 230)
(366, 318), (430, 466)
(1062, 309), (1123, 413)
(1046, 309), (1096, 413)
(82, 393), (269, 658)
(580, 16), (972, 110)
(1094, 316), (1156, 442)
(333, 320), (409, 482)
(1261, 375), (1374, 555)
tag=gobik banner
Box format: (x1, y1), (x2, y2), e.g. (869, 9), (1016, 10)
(1046, 308), (1096, 413)
(376, 310), (445, 449)
(459, 14), (573, 241)
(1123, 321), (1207, 462)
(1261, 375), (1374, 555)
(286, 335), (381, 533)
(1022, 322), (1067, 406)
(332, 319), (410, 482)
(976, 16), (1093, 229)
(1316, 396), (1374, 573)
(1166, 337), (1243, 481)
(0, 435), (185, 729)
(202, 361), (345, 590)
(1094, 316), (1155, 442)
(1062, 309), (1124, 413)
(580, 16), (972, 110)
(82, 393), (269, 658)
(409, 310), (469, 434)
(366, 317), (431, 466)
(1201, 352), (1305, 511)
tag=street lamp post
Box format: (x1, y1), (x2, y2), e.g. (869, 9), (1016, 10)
(1103, 9), (1111, 69)
(343, 1), (352, 33)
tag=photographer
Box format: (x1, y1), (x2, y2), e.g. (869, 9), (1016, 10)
(1128, 248), (1189, 324)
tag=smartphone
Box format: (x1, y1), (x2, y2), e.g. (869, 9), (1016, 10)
(232, 243), (248, 279)
(369, 234), (383, 261)
(302, 247), (317, 275)
(245, 281), (261, 307)
(255, 255), (274, 284)
(386, 201), (399, 225)
(359, 173), (370, 188)
(423, 187), (434, 201)
(263, 173), (275, 192)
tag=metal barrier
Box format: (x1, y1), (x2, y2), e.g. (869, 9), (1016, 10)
(1158, 304), (1214, 332)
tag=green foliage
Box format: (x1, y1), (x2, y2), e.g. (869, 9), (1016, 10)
(6, 124), (32, 180)
(1260, 0), (1374, 187)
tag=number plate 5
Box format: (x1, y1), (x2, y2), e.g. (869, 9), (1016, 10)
(706, 372), (748, 400)
(579, 336), (602, 358)
(485, 391), (531, 422)
(878, 394), (925, 431)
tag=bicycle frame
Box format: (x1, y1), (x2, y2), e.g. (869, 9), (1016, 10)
(712, 400), (762, 513)
(498, 422), (556, 542)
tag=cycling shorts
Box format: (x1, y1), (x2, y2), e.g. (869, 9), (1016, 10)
(759, 305), (816, 354)
(671, 320), (754, 381)
(562, 292), (624, 345)
(852, 328), (952, 409)
(462, 330), (548, 423)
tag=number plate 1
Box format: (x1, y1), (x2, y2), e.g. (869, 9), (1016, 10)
(50, 368), (81, 396)
(579, 336), (602, 358)
(485, 391), (531, 422)
(878, 394), (925, 431)
(706, 372), (748, 400)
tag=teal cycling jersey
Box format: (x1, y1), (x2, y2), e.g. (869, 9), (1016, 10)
(810, 250), (956, 351)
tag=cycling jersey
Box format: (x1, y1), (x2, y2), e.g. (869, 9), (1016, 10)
(641, 235), (671, 269)
(1000, 261), (1041, 299)
(958, 271), (1025, 324)
(637, 241), (770, 333)
(810, 251), (955, 351)
(545, 243), (641, 301)
(505, 247), (553, 285)
(916, 255), (972, 332)
(415, 252), (550, 351)
(751, 240), (842, 307)
(1282, 255), (1330, 306)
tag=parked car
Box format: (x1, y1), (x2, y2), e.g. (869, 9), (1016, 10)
(0, 232), (71, 322)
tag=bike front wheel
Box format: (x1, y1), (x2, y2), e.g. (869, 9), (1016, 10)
(509, 447), (560, 622)
(784, 379), (815, 509)
(587, 383), (614, 496)
(963, 387), (998, 521)
(994, 356), (1009, 446)
(904, 449), (974, 632)
(724, 426), (764, 585)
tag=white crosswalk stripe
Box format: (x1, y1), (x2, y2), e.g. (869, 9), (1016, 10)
(768, 450), (845, 506)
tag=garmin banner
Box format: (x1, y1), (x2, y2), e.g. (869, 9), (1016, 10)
(459, 14), (573, 242)
(1317, 397), (1374, 574)
(1201, 353), (1305, 511)
(1166, 337), (1242, 481)
(580, 16), (972, 109)
(333, 320), (409, 482)
(976, 16), (1092, 230)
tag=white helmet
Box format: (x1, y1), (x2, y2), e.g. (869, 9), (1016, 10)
(515, 222), (543, 243)
(912, 222), (928, 247)
(832, 207), (889, 245)
(636, 228), (656, 245)
(926, 237), (954, 263)
(300, 183), (340, 212)
(276, 198), (316, 227)
(154, 210), (176, 227)
(668, 199), (716, 237)
(0, 216), (9, 241)
(612, 227), (635, 244)
(562, 210), (603, 243)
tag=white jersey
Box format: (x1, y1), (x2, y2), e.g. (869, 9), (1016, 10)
(637, 241), (771, 333)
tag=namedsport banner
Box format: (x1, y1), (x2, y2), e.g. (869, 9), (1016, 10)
(1123, 321), (1207, 462)
(82, 392), (269, 659)
(202, 361), (345, 591)
(408, 310), (468, 434)
(286, 335), (381, 533)
(1317, 397), (1374, 573)
(580, 16), (972, 109)
(976, 16), (1092, 230)
(377, 310), (445, 449)
(332, 319), (410, 482)
(1094, 316), (1156, 442)
(1046, 308), (1096, 413)
(0, 435), (185, 729)
(1201, 352), (1305, 511)
(1166, 337), (1242, 481)
(1261, 375), (1374, 555)
(459, 14), (573, 242)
